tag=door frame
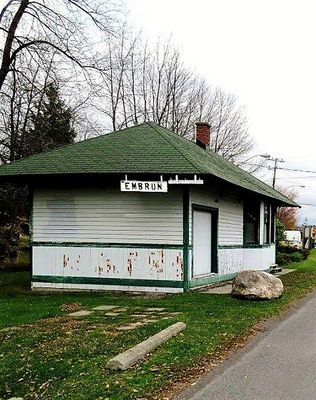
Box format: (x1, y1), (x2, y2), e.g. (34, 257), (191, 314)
(191, 204), (218, 278)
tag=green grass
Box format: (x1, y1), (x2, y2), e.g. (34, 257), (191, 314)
(1, 250), (316, 400)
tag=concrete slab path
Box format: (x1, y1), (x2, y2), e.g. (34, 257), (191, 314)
(68, 310), (93, 317)
(177, 291), (316, 400)
(91, 305), (119, 311)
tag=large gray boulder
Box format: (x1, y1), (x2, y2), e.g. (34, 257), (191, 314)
(231, 270), (283, 300)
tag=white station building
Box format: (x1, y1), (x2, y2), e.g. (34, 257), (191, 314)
(0, 122), (298, 293)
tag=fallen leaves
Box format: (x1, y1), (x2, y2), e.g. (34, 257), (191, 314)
(60, 303), (83, 312)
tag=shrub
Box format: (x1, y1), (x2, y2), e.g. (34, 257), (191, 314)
(0, 221), (30, 272)
(276, 219), (286, 242)
(276, 253), (289, 265)
(301, 249), (311, 260)
(276, 250), (304, 265)
(278, 245), (301, 254)
(0, 224), (21, 261)
(290, 252), (304, 262)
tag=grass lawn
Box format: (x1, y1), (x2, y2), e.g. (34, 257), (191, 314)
(1, 250), (316, 400)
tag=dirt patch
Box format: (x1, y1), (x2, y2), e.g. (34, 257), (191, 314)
(37, 317), (88, 332)
(60, 302), (83, 312)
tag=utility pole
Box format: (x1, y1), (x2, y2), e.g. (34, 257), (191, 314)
(266, 157), (285, 188)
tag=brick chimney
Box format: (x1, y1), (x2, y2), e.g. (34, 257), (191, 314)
(195, 122), (210, 149)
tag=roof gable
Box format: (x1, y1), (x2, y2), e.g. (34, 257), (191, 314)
(0, 121), (298, 206)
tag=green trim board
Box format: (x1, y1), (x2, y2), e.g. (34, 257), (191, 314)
(243, 244), (273, 249)
(189, 272), (237, 289)
(31, 241), (190, 250)
(29, 189), (33, 243)
(218, 244), (274, 249)
(32, 275), (183, 288)
(182, 186), (190, 292)
(218, 245), (243, 249)
(29, 188), (34, 281)
(31, 240), (273, 252)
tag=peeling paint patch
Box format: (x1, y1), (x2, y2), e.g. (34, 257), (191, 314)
(36, 246), (183, 282)
(127, 258), (133, 276)
(63, 254), (67, 268)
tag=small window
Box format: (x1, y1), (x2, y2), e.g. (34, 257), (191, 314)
(263, 202), (270, 244)
(244, 200), (260, 244)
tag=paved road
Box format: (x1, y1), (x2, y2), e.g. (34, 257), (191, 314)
(177, 292), (316, 400)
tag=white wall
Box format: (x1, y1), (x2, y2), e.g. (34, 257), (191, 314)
(32, 186), (184, 292)
(189, 187), (276, 278)
(218, 248), (244, 275)
(33, 246), (183, 282)
(218, 244), (276, 275)
(32, 184), (276, 292)
(33, 186), (183, 245)
(243, 244), (276, 271)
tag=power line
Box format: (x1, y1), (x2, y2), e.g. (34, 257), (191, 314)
(277, 166), (316, 174)
(243, 162), (316, 174)
(275, 176), (316, 180)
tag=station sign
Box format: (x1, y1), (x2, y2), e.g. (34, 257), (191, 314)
(120, 180), (168, 193)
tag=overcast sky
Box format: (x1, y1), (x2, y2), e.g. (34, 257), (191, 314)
(126, 0), (316, 224)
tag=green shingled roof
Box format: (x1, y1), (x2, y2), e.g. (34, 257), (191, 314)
(0, 121), (298, 206)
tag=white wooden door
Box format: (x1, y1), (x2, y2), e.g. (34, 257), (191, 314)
(193, 210), (212, 276)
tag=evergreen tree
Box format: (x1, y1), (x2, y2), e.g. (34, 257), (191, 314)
(24, 82), (76, 156)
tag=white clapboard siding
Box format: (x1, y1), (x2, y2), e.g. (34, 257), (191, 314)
(189, 186), (243, 246)
(33, 186), (183, 244)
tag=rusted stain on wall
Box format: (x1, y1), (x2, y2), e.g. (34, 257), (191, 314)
(94, 252), (119, 276)
(63, 253), (80, 272)
(127, 251), (139, 276)
(127, 258), (132, 276)
(173, 252), (183, 279)
(148, 250), (164, 274)
(95, 265), (104, 276)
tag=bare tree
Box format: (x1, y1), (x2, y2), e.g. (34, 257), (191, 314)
(200, 89), (253, 162)
(95, 32), (253, 163)
(0, 0), (119, 92)
(0, 48), (99, 162)
(0, 4), (254, 164)
(94, 25), (139, 131)
(0, 0), (118, 162)
(0, 49), (63, 162)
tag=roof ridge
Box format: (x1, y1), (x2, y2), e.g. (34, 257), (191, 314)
(147, 122), (204, 173)
(151, 125), (297, 204)
(145, 123), (297, 206)
(150, 123), (297, 206)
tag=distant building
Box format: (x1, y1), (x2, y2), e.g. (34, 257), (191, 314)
(300, 225), (316, 249)
(284, 230), (302, 248)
